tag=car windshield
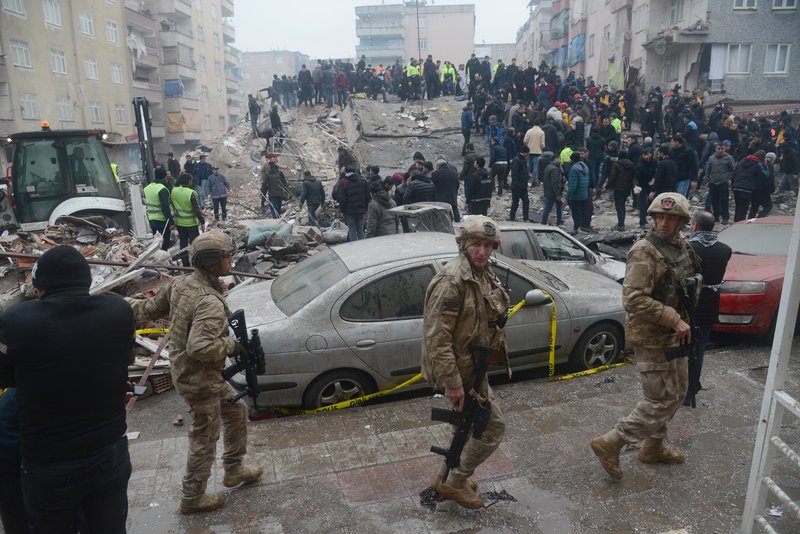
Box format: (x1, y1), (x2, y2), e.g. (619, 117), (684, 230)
(719, 223), (793, 257)
(271, 248), (349, 316)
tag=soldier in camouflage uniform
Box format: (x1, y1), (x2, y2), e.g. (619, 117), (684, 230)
(590, 193), (701, 480)
(421, 216), (511, 508)
(129, 232), (262, 513)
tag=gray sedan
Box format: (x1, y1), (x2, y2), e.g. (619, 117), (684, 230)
(227, 233), (625, 409)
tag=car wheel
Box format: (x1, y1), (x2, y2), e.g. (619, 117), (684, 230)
(303, 370), (377, 410)
(568, 322), (623, 371)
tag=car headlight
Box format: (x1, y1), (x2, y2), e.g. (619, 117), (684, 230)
(720, 281), (767, 294)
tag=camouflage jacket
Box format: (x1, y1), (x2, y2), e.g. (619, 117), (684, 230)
(421, 253), (510, 394)
(623, 232), (699, 348)
(128, 269), (235, 400)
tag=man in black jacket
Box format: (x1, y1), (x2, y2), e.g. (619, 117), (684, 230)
(686, 212), (731, 405)
(650, 145), (677, 200)
(509, 146), (530, 221)
(405, 163), (436, 204)
(466, 157), (493, 215)
(669, 134), (698, 197)
(0, 246), (134, 533)
(634, 147), (657, 227)
(336, 167), (369, 241)
(431, 159), (461, 222)
(299, 171), (325, 227)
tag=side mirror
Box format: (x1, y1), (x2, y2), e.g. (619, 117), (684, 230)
(523, 289), (551, 306)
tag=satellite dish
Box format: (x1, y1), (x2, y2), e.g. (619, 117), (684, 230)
(653, 39), (667, 56)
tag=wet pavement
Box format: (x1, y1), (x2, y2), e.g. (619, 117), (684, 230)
(125, 340), (800, 533)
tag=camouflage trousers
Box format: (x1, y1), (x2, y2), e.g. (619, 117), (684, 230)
(615, 347), (688, 443)
(182, 383), (249, 500)
(441, 387), (505, 482)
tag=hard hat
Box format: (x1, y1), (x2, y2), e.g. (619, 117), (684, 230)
(456, 216), (501, 250)
(190, 231), (235, 268)
(647, 192), (691, 219)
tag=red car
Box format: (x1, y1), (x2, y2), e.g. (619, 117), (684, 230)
(715, 216), (794, 336)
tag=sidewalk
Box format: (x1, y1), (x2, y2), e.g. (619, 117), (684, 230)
(125, 342), (800, 533)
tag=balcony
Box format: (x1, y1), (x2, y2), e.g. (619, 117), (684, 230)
(159, 27), (194, 48)
(355, 5), (404, 16)
(132, 79), (163, 104)
(155, 0), (193, 20)
(133, 47), (160, 69)
(224, 46), (239, 66)
(356, 44), (404, 58)
(222, 20), (235, 43)
(355, 24), (404, 38)
(124, 2), (158, 33)
(221, 0), (234, 18)
(225, 75), (238, 92)
(164, 93), (199, 113)
(160, 61), (196, 81)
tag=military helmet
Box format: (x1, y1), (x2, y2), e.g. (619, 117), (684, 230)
(647, 192), (691, 219)
(190, 231), (235, 268)
(456, 216), (502, 249)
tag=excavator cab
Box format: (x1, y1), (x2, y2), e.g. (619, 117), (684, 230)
(5, 125), (127, 230)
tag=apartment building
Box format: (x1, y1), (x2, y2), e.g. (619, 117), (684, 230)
(239, 50), (311, 98)
(515, 0), (553, 68)
(355, 1), (475, 67)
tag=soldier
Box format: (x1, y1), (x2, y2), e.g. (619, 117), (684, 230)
(421, 216), (510, 508)
(129, 232), (262, 513)
(590, 193), (700, 480)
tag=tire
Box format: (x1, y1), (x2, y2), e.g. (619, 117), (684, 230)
(302, 370), (377, 410)
(568, 322), (623, 371)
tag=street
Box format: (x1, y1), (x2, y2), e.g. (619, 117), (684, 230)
(125, 336), (800, 533)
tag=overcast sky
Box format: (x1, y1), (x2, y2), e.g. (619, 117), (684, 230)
(232, 0), (530, 58)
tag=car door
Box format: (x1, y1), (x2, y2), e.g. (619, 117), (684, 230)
(491, 260), (572, 370)
(529, 228), (594, 273)
(330, 263), (436, 385)
(496, 229), (543, 260)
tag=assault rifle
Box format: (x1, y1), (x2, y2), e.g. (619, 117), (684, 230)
(430, 344), (494, 483)
(681, 276), (702, 408)
(223, 309), (266, 408)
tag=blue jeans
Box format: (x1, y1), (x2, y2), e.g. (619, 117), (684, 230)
(324, 86), (334, 107)
(194, 181), (208, 206)
(528, 155), (540, 185)
(540, 196), (563, 224)
(345, 214), (365, 241)
(268, 196), (283, 218)
(676, 179), (690, 197)
(22, 436), (131, 534)
(588, 158), (602, 189)
(250, 114), (259, 137)
(568, 199), (584, 231)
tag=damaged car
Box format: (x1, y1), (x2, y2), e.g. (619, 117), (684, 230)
(227, 233), (625, 409)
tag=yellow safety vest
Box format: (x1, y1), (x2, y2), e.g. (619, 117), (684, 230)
(144, 182), (168, 222)
(110, 163), (120, 182)
(406, 64), (420, 77)
(170, 186), (198, 227)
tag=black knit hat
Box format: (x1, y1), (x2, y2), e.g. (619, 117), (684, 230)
(32, 245), (91, 293)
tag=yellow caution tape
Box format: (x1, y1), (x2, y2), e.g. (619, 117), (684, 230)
(548, 362), (630, 382)
(275, 372), (424, 415)
(136, 328), (170, 335)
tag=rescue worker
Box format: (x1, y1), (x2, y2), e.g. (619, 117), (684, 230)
(143, 166), (174, 251)
(422, 216), (510, 509)
(591, 192), (700, 480)
(260, 158), (288, 218)
(128, 232), (263, 514)
(171, 172), (205, 267)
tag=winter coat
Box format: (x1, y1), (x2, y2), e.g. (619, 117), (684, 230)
(732, 155), (765, 192)
(586, 133), (606, 160)
(607, 158), (636, 192)
(431, 165), (459, 212)
(542, 162), (563, 198)
(652, 158), (678, 195)
(262, 164), (288, 198)
(670, 145), (699, 182)
(299, 176), (325, 206)
(542, 123), (560, 153)
(338, 173), (370, 215)
(466, 168), (493, 201)
(404, 174), (436, 204)
(205, 173), (230, 198)
(635, 157), (658, 189)
(489, 144), (508, 166)
(461, 107), (474, 129)
(509, 155), (529, 189)
(365, 191), (398, 238)
(523, 125), (545, 155)
(566, 161), (590, 201)
(705, 153), (735, 186)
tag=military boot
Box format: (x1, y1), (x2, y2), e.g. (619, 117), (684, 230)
(180, 492), (226, 514)
(223, 465), (264, 488)
(432, 474), (477, 494)
(590, 430), (626, 480)
(638, 437), (685, 464)
(432, 475), (484, 509)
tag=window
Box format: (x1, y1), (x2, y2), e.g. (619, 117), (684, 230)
(219, 116), (225, 130)
(110, 63), (123, 84)
(665, 59), (679, 81)
(79, 11), (93, 36)
(588, 34), (595, 57)
(85, 57), (99, 80)
(217, 88), (223, 103)
(765, 44), (790, 73)
(213, 32), (219, 48)
(106, 20), (119, 43)
(498, 231), (536, 260)
(210, 4), (217, 18)
(201, 85), (208, 99)
(489, 265), (536, 304)
(773, 0), (796, 7)
(418, 16), (426, 28)
(2, 0), (25, 15)
(340, 266), (436, 322)
(89, 101), (103, 122)
(533, 231), (588, 262)
(636, 5), (647, 32)
(115, 104), (127, 124)
(43, 0), (61, 26)
(196, 0), (202, 10)
(10, 39), (31, 68)
(214, 60), (221, 75)
(50, 48), (67, 74)
(199, 55), (206, 71)
(603, 24), (611, 41)
(418, 39), (427, 50)
(727, 44), (752, 73)
(275, 56), (283, 64)
(242, 72), (251, 79)
(197, 25), (204, 42)
(242, 56), (250, 65)
(734, 0), (757, 8)
(0, 83), (11, 119)
(20, 93), (39, 119)
(259, 56), (267, 64)
(204, 114), (211, 130)
(670, 0), (684, 24)
(57, 96), (73, 121)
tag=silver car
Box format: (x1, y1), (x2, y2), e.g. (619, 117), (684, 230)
(491, 222), (627, 283)
(227, 233), (625, 409)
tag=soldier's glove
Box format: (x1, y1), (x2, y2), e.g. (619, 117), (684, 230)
(232, 341), (248, 359)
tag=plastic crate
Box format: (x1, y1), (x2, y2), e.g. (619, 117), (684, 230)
(149, 374), (173, 394)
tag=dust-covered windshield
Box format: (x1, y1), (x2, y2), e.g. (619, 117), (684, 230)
(718, 222), (792, 257)
(271, 248), (349, 316)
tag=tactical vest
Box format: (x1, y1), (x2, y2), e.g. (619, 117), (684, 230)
(644, 233), (701, 316)
(143, 182), (168, 222)
(171, 186), (198, 227)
